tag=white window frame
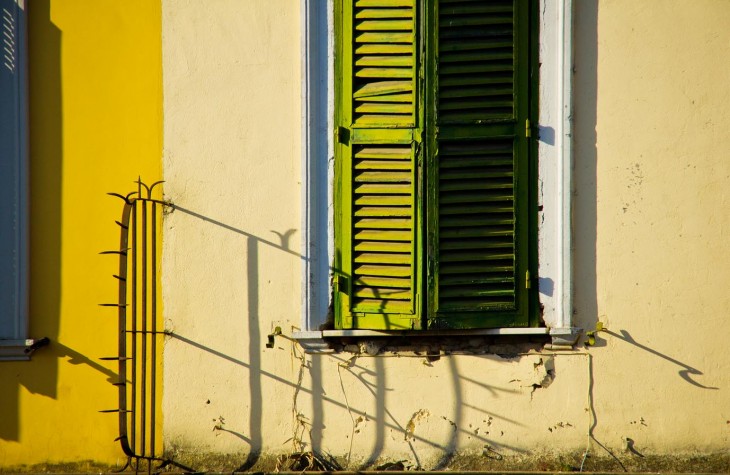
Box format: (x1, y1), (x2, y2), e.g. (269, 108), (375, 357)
(297, 0), (576, 350)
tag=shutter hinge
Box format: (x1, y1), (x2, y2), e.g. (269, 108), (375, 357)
(336, 126), (350, 144)
(525, 270), (531, 289)
(337, 274), (349, 292)
(525, 119), (532, 138)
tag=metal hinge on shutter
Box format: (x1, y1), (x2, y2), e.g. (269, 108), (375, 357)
(336, 126), (350, 144)
(336, 274), (349, 293)
(525, 270), (531, 289)
(525, 119), (531, 138)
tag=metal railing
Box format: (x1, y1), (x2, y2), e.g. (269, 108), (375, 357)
(100, 180), (178, 472)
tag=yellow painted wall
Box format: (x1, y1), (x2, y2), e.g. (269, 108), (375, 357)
(0, 0), (162, 466)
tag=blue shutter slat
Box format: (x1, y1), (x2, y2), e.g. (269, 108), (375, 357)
(0, 0), (28, 340)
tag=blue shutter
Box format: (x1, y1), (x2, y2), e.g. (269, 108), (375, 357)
(0, 0), (28, 340)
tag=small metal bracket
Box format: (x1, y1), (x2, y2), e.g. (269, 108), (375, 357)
(266, 327), (282, 349)
(336, 126), (350, 144)
(584, 321), (606, 347)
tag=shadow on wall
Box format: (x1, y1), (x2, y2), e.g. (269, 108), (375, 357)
(166, 204), (300, 471)
(165, 199), (717, 472)
(590, 328), (718, 391)
(170, 332), (530, 470)
(0, 0), (62, 442)
(166, 204), (534, 470)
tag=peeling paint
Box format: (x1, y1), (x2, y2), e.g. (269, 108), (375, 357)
(404, 409), (430, 441)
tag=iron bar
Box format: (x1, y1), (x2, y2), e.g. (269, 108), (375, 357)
(150, 200), (157, 456)
(117, 202), (133, 458)
(141, 195), (148, 458)
(131, 201), (138, 454)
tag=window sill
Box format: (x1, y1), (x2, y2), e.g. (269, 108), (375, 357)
(0, 339), (44, 361)
(293, 327), (580, 354)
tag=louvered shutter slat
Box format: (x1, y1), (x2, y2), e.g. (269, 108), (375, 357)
(355, 264), (412, 277)
(356, 276), (412, 288)
(357, 8), (413, 19)
(356, 0), (412, 6)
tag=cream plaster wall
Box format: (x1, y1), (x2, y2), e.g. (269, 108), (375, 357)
(572, 0), (730, 453)
(160, 0), (304, 459)
(161, 0), (730, 467)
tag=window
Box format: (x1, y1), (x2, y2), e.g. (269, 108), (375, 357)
(297, 0), (576, 348)
(333, 0), (538, 330)
(0, 0), (30, 360)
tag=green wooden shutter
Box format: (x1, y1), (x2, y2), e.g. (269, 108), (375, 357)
(335, 0), (422, 329)
(426, 0), (533, 329)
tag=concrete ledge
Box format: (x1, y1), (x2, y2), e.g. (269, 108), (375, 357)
(322, 328), (551, 338)
(0, 339), (37, 361)
(293, 328), (583, 354)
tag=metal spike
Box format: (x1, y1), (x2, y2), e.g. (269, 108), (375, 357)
(137, 180), (151, 195)
(100, 249), (129, 256)
(99, 303), (127, 308)
(107, 192), (131, 204)
(148, 180), (165, 192)
(112, 382), (127, 386)
(115, 220), (128, 229)
(99, 409), (132, 414)
(112, 274), (126, 282)
(100, 356), (131, 361)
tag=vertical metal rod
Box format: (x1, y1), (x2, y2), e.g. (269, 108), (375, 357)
(141, 198), (148, 457)
(118, 203), (133, 456)
(131, 202), (138, 454)
(150, 201), (157, 457)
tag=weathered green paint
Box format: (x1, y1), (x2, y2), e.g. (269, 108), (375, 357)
(335, 0), (538, 330)
(335, 0), (422, 330)
(426, 0), (535, 329)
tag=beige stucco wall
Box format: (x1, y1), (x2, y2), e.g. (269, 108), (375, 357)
(161, 0), (730, 468)
(573, 0), (730, 453)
